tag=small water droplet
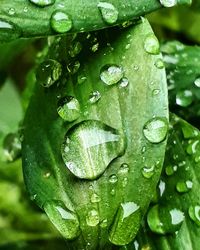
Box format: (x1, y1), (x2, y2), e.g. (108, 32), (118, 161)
(176, 90), (193, 107)
(111, 189), (116, 195)
(61, 120), (125, 180)
(142, 165), (155, 178)
(165, 165), (177, 176)
(36, 59), (62, 87)
(186, 140), (199, 155)
(43, 172), (51, 178)
(86, 209), (100, 226)
(67, 60), (80, 74)
(91, 43), (99, 52)
(57, 96), (80, 122)
(160, 0), (177, 7)
(118, 163), (129, 174)
(122, 177), (128, 187)
(188, 205), (200, 226)
(100, 64), (124, 86)
(143, 117), (168, 144)
(144, 34), (160, 55)
(3, 133), (21, 162)
(8, 8), (15, 15)
(155, 58), (165, 69)
(194, 77), (200, 88)
(29, 0), (55, 6)
(98, 2), (119, 24)
(100, 219), (108, 228)
(109, 174), (118, 184)
(69, 41), (82, 57)
(152, 89), (160, 96)
(119, 77), (129, 88)
(158, 180), (166, 197)
(176, 180), (193, 193)
(77, 74), (87, 84)
(89, 91), (101, 104)
(44, 200), (80, 239)
(109, 202), (141, 245)
(91, 193), (101, 203)
(147, 205), (184, 234)
(51, 11), (72, 33)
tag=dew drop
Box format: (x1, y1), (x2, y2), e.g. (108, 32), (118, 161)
(118, 163), (129, 174)
(142, 165), (155, 179)
(194, 78), (200, 88)
(97, 2), (119, 25)
(61, 120), (125, 180)
(188, 205), (200, 226)
(89, 91), (101, 104)
(36, 59), (62, 87)
(109, 202), (141, 245)
(91, 193), (101, 203)
(8, 8), (15, 15)
(67, 60), (80, 74)
(176, 180), (193, 193)
(119, 77), (129, 88)
(100, 64), (124, 86)
(147, 205), (184, 234)
(44, 200), (80, 240)
(57, 96), (80, 122)
(86, 209), (100, 226)
(109, 174), (118, 184)
(143, 117), (168, 144)
(176, 90), (193, 107)
(154, 58), (165, 69)
(51, 11), (72, 33)
(100, 219), (108, 228)
(29, 0), (55, 6)
(144, 34), (160, 55)
(160, 0), (177, 7)
(69, 41), (82, 57)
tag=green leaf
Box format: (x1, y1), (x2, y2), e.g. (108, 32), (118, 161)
(161, 41), (200, 122)
(22, 19), (168, 249)
(128, 114), (200, 250)
(0, 0), (190, 41)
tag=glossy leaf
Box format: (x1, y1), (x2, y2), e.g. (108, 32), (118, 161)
(0, 0), (191, 42)
(22, 19), (168, 249)
(128, 114), (200, 250)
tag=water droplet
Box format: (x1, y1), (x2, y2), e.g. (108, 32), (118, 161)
(119, 77), (129, 88)
(57, 96), (80, 122)
(176, 90), (193, 107)
(91, 43), (99, 52)
(188, 205), (200, 226)
(61, 120), (125, 180)
(155, 58), (165, 69)
(142, 165), (155, 178)
(160, 0), (177, 7)
(44, 200), (80, 239)
(69, 41), (82, 57)
(144, 34), (160, 55)
(91, 193), (101, 203)
(8, 8), (15, 15)
(36, 59), (62, 87)
(152, 89), (160, 96)
(100, 219), (108, 228)
(51, 11), (72, 33)
(109, 174), (118, 184)
(158, 180), (166, 197)
(194, 78), (200, 88)
(109, 202), (141, 245)
(0, 19), (21, 42)
(176, 180), (193, 193)
(147, 205), (184, 234)
(122, 177), (128, 187)
(29, 0), (55, 7)
(143, 117), (168, 144)
(165, 165), (177, 176)
(111, 189), (116, 195)
(181, 123), (198, 139)
(67, 61), (80, 74)
(77, 74), (87, 84)
(100, 64), (124, 86)
(186, 140), (199, 155)
(3, 133), (21, 162)
(118, 163), (129, 174)
(43, 172), (51, 178)
(98, 2), (118, 24)
(89, 91), (101, 104)
(86, 209), (100, 226)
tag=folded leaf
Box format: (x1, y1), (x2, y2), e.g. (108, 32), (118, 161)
(22, 19), (168, 249)
(0, 0), (191, 42)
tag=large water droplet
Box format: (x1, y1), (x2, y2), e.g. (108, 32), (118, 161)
(61, 120), (125, 180)
(51, 11), (72, 33)
(57, 96), (80, 122)
(109, 202), (141, 245)
(160, 0), (177, 7)
(97, 2), (118, 24)
(144, 34), (160, 55)
(176, 180), (193, 193)
(100, 64), (124, 86)
(147, 205), (184, 234)
(36, 59), (62, 87)
(86, 209), (100, 226)
(0, 19), (21, 42)
(44, 200), (80, 239)
(176, 90), (193, 107)
(143, 117), (168, 144)
(29, 0), (55, 7)
(3, 132), (21, 162)
(188, 205), (200, 226)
